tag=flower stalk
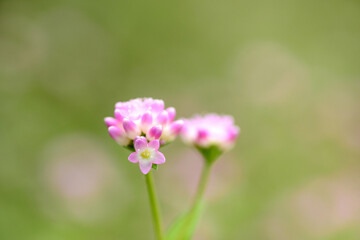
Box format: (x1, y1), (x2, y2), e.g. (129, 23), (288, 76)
(171, 159), (213, 240)
(145, 171), (164, 240)
(191, 161), (212, 216)
(185, 160), (213, 235)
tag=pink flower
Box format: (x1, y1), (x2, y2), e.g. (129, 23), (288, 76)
(181, 114), (240, 151)
(104, 98), (183, 147)
(128, 137), (166, 174)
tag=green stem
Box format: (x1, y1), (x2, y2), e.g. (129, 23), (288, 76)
(191, 161), (212, 214)
(145, 171), (164, 240)
(178, 161), (213, 239)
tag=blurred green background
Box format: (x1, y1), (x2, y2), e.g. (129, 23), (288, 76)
(1, 0), (360, 239)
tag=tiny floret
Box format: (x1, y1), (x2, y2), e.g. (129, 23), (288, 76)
(128, 137), (166, 174)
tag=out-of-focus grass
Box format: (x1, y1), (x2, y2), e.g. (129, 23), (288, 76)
(0, 0), (359, 239)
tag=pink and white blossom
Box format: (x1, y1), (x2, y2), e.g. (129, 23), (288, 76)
(128, 137), (166, 174)
(104, 98), (183, 147)
(181, 114), (240, 151)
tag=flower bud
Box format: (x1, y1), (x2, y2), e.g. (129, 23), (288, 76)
(108, 126), (130, 145)
(114, 109), (124, 122)
(141, 111), (153, 133)
(227, 126), (240, 142)
(169, 119), (184, 135)
(104, 117), (117, 127)
(123, 119), (141, 139)
(151, 100), (165, 112)
(147, 125), (163, 140)
(196, 129), (209, 146)
(156, 110), (169, 125)
(166, 107), (176, 122)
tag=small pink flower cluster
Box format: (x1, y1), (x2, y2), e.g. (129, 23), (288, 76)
(181, 114), (240, 151)
(105, 98), (183, 146)
(105, 98), (183, 174)
(105, 98), (239, 174)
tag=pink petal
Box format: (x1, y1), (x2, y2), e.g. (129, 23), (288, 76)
(128, 152), (139, 163)
(134, 136), (147, 142)
(151, 152), (165, 164)
(166, 107), (176, 122)
(104, 117), (117, 127)
(139, 160), (152, 174)
(134, 137), (148, 151)
(148, 140), (160, 151)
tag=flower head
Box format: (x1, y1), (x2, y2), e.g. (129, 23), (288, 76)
(128, 137), (166, 174)
(181, 114), (240, 151)
(105, 98), (183, 148)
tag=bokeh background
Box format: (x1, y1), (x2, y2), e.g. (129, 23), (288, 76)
(1, 0), (360, 239)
